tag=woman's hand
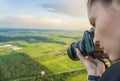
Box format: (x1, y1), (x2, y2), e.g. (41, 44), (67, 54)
(76, 48), (106, 76)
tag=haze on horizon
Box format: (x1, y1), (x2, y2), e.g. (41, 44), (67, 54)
(0, 0), (91, 30)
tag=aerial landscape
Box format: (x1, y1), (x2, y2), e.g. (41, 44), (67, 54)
(0, 29), (86, 81)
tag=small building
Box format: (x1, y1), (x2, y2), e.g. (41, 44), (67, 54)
(0, 44), (12, 48)
(0, 44), (22, 50)
(9, 46), (22, 50)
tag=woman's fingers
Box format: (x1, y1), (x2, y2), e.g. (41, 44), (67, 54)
(76, 48), (106, 76)
(76, 48), (86, 62)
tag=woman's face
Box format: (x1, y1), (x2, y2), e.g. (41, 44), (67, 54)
(87, 0), (120, 61)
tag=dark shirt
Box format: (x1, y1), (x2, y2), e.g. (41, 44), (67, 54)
(100, 62), (120, 81)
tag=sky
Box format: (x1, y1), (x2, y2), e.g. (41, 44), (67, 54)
(0, 0), (91, 30)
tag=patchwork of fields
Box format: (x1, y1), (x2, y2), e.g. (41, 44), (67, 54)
(0, 30), (87, 81)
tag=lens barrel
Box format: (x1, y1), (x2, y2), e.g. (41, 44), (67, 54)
(67, 43), (79, 61)
(67, 27), (96, 61)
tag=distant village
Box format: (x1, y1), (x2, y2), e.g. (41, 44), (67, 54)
(0, 44), (22, 50)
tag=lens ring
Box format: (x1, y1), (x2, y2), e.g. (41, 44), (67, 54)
(67, 43), (79, 61)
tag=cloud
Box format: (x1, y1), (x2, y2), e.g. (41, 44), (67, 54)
(0, 15), (90, 30)
(0, 0), (91, 30)
(40, 0), (87, 17)
(0, 15), (64, 29)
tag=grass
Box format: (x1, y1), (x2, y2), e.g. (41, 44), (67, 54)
(14, 42), (84, 72)
(36, 55), (84, 72)
(0, 31), (86, 80)
(66, 72), (87, 81)
(0, 48), (12, 55)
(0, 41), (85, 72)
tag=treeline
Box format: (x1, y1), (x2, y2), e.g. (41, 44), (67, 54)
(59, 35), (80, 40)
(0, 36), (66, 44)
(9, 68), (86, 81)
(0, 53), (52, 81)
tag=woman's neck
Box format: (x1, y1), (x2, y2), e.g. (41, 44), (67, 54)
(111, 59), (120, 65)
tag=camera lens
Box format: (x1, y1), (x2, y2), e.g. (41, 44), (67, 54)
(67, 42), (79, 61)
(67, 40), (89, 61)
(67, 27), (95, 61)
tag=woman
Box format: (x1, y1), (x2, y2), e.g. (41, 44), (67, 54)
(76, 0), (120, 81)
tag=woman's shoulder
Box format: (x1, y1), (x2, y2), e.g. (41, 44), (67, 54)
(100, 62), (120, 81)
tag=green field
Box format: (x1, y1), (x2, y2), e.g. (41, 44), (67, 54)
(0, 30), (87, 81)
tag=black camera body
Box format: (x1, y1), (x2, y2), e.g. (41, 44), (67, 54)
(67, 27), (105, 61)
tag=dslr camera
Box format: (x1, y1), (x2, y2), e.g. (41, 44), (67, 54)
(67, 27), (106, 61)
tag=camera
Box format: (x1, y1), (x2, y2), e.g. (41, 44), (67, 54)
(67, 27), (106, 61)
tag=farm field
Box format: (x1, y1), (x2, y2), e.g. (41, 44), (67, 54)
(0, 29), (86, 81)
